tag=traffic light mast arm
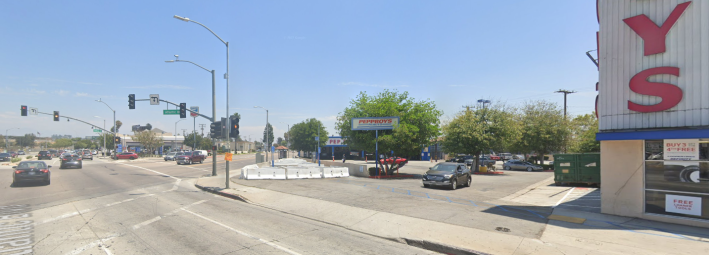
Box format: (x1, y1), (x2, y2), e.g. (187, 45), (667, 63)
(37, 111), (115, 134)
(134, 98), (213, 122)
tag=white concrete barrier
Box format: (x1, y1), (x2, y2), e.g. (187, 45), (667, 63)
(286, 167), (307, 179)
(308, 167), (323, 178)
(246, 167), (286, 180)
(322, 167), (335, 178)
(334, 167), (349, 177)
(241, 164), (260, 179)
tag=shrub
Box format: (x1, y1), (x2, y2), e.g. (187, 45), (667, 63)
(11, 158), (22, 163)
(26, 156), (32, 159)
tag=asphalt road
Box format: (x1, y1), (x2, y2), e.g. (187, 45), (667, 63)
(0, 155), (433, 255)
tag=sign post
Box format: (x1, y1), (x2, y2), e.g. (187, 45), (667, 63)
(351, 117), (400, 176)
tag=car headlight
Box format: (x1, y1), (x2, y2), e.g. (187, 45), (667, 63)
(444, 174), (453, 178)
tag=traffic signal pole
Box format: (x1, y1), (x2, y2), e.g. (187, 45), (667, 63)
(212, 70), (217, 177)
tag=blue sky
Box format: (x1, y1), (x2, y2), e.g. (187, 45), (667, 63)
(0, 0), (599, 141)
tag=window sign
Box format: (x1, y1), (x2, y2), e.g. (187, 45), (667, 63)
(664, 139), (699, 161)
(665, 194), (702, 216)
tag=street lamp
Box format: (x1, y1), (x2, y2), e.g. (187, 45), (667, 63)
(173, 15), (231, 186)
(95, 99), (116, 152)
(5, 128), (19, 152)
(165, 55), (216, 152)
(254, 106), (269, 163)
(94, 116), (106, 155)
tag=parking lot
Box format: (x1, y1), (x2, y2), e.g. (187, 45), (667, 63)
(232, 160), (558, 239)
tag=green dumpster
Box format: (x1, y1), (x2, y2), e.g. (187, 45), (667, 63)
(553, 153), (600, 186)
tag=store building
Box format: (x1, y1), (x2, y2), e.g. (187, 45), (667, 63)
(596, 0), (709, 227)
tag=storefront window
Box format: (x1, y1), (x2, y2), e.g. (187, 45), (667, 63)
(644, 139), (709, 220)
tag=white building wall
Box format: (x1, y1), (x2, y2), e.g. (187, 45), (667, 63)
(598, 0), (709, 131)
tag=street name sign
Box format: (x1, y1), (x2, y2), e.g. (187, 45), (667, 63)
(163, 109), (179, 115)
(150, 94), (159, 105)
(93, 129), (102, 133)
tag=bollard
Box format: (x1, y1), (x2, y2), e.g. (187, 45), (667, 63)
(332, 156), (334, 162)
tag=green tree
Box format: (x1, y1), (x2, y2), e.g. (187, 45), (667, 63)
(97, 133), (115, 149)
(290, 118), (328, 152)
(262, 123), (274, 148)
(0, 135), (5, 149)
(185, 132), (213, 150)
(569, 113), (600, 153)
(53, 138), (73, 148)
(335, 90), (443, 158)
(110, 120), (123, 133)
(14, 133), (37, 148)
(510, 100), (570, 164)
(442, 104), (518, 168)
(276, 137), (284, 146)
(131, 130), (163, 155)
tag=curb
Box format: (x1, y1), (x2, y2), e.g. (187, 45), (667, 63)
(193, 177), (490, 255)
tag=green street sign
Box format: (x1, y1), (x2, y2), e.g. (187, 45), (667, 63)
(163, 109), (180, 115)
(93, 129), (102, 133)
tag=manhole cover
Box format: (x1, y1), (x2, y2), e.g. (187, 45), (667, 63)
(495, 227), (510, 232)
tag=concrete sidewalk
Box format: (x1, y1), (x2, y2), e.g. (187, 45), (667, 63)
(195, 176), (709, 255)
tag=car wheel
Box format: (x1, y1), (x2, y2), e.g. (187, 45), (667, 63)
(423, 184), (430, 188)
(527, 167), (532, 172)
(188, 160), (192, 165)
(450, 179), (457, 190)
(45, 179), (50, 185)
(465, 176), (471, 187)
(79, 164), (82, 169)
(504, 166), (511, 170)
(130, 157), (136, 160)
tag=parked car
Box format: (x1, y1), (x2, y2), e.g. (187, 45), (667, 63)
(81, 150), (93, 160)
(499, 153), (513, 161)
(488, 154), (501, 161)
(7, 152), (17, 158)
(464, 157), (496, 167)
(422, 162), (471, 190)
(17, 150), (25, 155)
(449, 155), (473, 163)
(59, 153), (83, 169)
(164, 152), (179, 161)
(92, 150), (98, 155)
(37, 151), (52, 160)
(114, 152), (139, 160)
(502, 160), (543, 172)
(49, 150), (59, 157)
(0, 153), (11, 162)
(195, 150), (210, 157)
(13, 161), (52, 185)
(176, 151), (206, 165)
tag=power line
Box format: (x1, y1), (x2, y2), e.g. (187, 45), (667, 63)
(555, 89), (577, 118)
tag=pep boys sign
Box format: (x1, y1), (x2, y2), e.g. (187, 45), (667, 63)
(597, 1), (693, 115)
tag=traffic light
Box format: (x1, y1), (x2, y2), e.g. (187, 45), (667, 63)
(53, 111), (59, 121)
(179, 103), (186, 118)
(210, 119), (222, 138)
(128, 94), (135, 109)
(229, 115), (240, 138)
(114, 136), (121, 143)
(21, 105), (27, 116)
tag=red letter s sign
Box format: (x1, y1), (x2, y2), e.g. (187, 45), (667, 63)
(628, 67), (682, 113)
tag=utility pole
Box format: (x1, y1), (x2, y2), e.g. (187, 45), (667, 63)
(199, 124), (206, 136)
(555, 89), (577, 118)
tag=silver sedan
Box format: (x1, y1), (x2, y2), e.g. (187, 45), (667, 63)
(502, 160), (543, 172)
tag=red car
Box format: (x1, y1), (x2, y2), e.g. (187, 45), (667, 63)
(489, 155), (501, 161)
(114, 152), (139, 160)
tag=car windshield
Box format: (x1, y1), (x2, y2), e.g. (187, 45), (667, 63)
(0, 153), (9, 157)
(431, 164), (457, 172)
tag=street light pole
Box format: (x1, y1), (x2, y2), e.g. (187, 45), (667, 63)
(96, 99), (116, 153)
(165, 57), (217, 176)
(174, 15), (230, 186)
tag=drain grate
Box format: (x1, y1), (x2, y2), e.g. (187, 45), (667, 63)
(495, 227), (510, 232)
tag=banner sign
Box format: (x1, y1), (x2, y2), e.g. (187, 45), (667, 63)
(351, 117), (400, 131)
(665, 194), (702, 216)
(326, 137), (347, 147)
(225, 152), (233, 161)
(663, 139), (699, 161)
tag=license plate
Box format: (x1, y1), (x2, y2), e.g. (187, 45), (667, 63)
(29, 172), (35, 175)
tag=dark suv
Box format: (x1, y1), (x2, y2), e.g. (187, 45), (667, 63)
(38, 151), (52, 160)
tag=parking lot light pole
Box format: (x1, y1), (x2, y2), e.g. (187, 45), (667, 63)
(174, 15), (230, 184)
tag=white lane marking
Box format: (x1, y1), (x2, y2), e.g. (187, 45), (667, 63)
(117, 163), (180, 180)
(63, 233), (119, 255)
(182, 208), (301, 255)
(164, 179), (182, 193)
(39, 194), (156, 226)
(132, 200), (207, 230)
(154, 161), (209, 172)
(553, 187), (575, 208)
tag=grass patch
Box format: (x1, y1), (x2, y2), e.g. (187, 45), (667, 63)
(11, 158), (22, 163)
